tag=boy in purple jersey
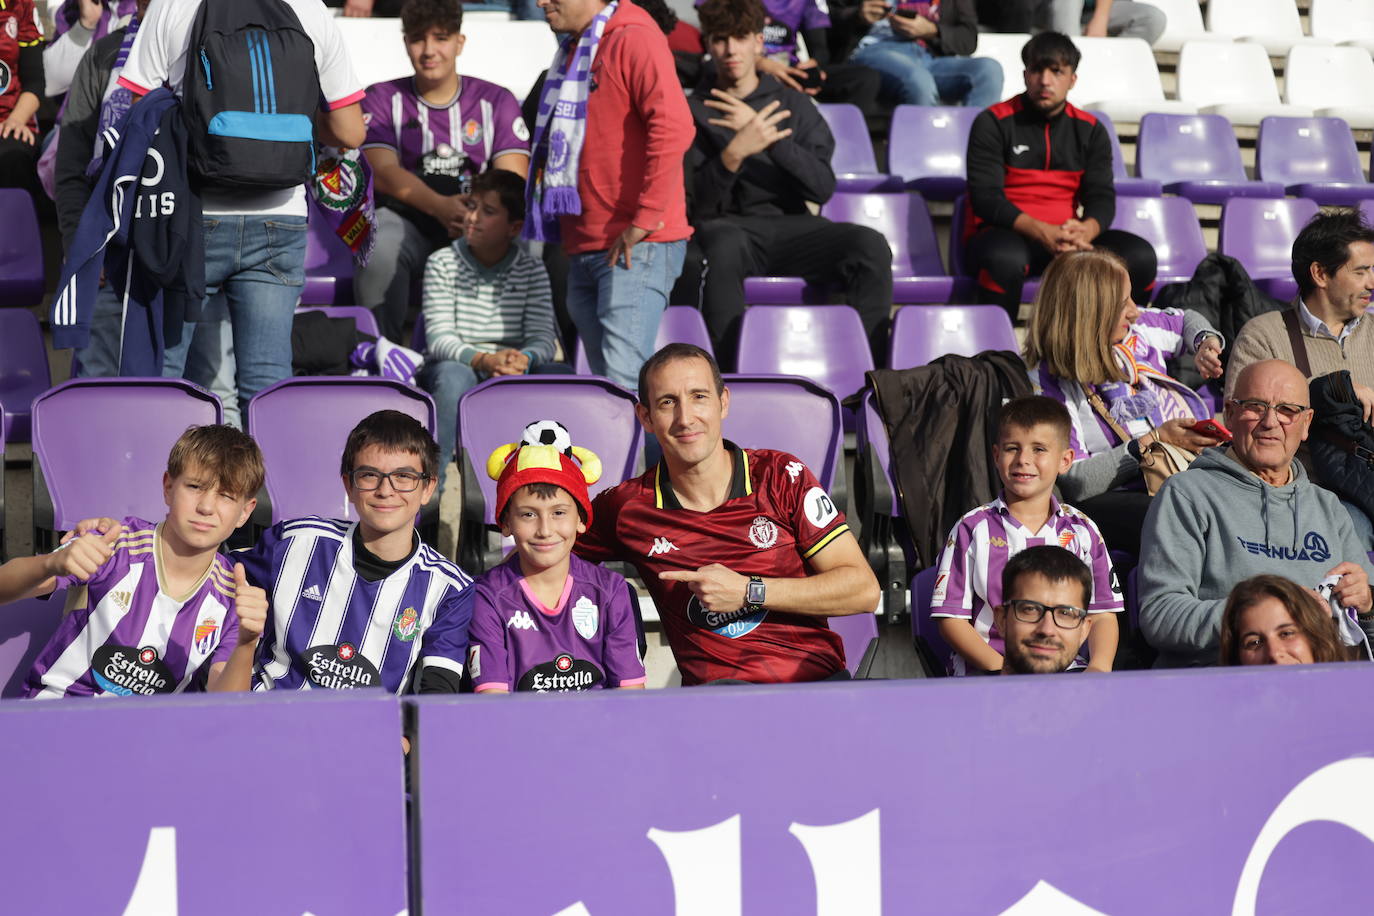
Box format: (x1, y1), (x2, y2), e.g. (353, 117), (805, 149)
(356, 0), (532, 342)
(235, 410), (473, 694)
(931, 396), (1121, 675)
(0, 426), (269, 697)
(469, 432), (646, 692)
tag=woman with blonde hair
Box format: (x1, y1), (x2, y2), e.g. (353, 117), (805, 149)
(1024, 249), (1227, 552)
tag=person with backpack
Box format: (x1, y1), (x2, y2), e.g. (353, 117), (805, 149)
(116, 0), (367, 418)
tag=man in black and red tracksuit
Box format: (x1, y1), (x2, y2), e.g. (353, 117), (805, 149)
(964, 30), (1155, 319)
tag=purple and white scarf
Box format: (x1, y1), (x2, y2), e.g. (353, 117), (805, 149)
(523, 1), (618, 242)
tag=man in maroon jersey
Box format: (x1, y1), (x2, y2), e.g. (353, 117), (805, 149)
(575, 343), (880, 683)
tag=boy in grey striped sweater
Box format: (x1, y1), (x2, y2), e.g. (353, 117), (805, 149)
(418, 169), (568, 478)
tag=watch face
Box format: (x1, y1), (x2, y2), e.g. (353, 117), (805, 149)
(747, 580), (766, 605)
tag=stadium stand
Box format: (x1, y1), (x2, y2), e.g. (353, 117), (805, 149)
(298, 305), (383, 340)
(0, 189), (44, 309)
(887, 304), (1017, 370)
(816, 103), (903, 193)
(887, 105), (980, 200)
(1148, 0), (1212, 53)
(0, 309), (48, 445)
(0, 591), (65, 699)
(1136, 113), (1286, 204)
(1283, 45), (1374, 129)
(718, 374), (845, 496)
(1089, 110), (1164, 197)
(246, 377), (436, 525)
(1217, 196), (1322, 302)
(1308, 0), (1374, 52)
(0, 405), (4, 561)
(1206, 0), (1336, 56)
(1256, 117), (1374, 205)
(301, 199), (359, 306)
(575, 305), (714, 374)
(825, 191), (962, 304)
(1073, 36), (1197, 122)
(1176, 39), (1315, 124)
(970, 32), (1031, 101)
(735, 305), (873, 426)
(1109, 194), (1209, 292)
(29, 379), (223, 551)
(910, 564), (951, 676)
(828, 608), (880, 677)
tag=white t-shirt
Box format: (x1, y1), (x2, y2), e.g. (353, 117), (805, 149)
(118, 0), (365, 216)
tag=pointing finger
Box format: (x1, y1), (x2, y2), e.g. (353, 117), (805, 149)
(658, 570), (703, 583)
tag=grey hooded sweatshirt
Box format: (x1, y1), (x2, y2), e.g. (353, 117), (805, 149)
(1138, 447), (1374, 667)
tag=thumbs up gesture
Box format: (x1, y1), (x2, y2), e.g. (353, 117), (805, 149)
(48, 522), (123, 582)
(232, 562), (269, 645)
(659, 564), (748, 613)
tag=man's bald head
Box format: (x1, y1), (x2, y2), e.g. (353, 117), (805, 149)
(1224, 359), (1313, 483)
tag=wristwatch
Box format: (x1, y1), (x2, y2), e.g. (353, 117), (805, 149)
(744, 576), (766, 611)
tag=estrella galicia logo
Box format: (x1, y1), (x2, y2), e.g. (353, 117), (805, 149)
(1235, 530), (1332, 564)
(518, 654), (603, 692)
(686, 596), (765, 639)
(92, 645), (176, 696)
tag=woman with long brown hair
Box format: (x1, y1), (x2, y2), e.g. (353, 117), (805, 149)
(1219, 575), (1367, 666)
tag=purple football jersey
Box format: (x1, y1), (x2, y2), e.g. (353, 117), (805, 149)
(25, 517), (241, 698)
(469, 554), (645, 692)
(360, 74), (530, 194)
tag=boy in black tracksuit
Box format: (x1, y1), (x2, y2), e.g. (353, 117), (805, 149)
(964, 31), (1155, 318)
(680, 0), (892, 368)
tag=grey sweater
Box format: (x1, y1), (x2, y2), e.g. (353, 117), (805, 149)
(1139, 447), (1374, 667)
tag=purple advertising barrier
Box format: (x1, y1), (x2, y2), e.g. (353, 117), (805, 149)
(412, 666), (1374, 915)
(0, 691), (408, 914)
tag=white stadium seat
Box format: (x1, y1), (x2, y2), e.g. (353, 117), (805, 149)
(1148, 0), (1212, 53)
(971, 32), (1030, 101)
(1206, 0), (1335, 56)
(1285, 45), (1374, 129)
(1309, 0), (1374, 53)
(335, 17), (411, 88)
(1072, 37), (1197, 122)
(1177, 40), (1314, 125)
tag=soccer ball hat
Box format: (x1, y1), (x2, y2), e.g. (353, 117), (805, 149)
(486, 420), (603, 524)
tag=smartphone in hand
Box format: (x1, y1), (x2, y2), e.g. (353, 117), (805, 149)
(1192, 418), (1232, 440)
(799, 67), (825, 90)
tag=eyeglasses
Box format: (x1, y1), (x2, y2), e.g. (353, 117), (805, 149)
(1004, 599), (1088, 629)
(349, 468), (430, 492)
(1228, 399), (1311, 425)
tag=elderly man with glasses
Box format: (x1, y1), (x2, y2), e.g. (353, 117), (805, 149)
(1138, 359), (1374, 667)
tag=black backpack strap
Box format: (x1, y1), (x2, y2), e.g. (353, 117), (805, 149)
(1281, 307), (1312, 378)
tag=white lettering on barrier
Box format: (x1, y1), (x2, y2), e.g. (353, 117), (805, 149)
(789, 809), (881, 916)
(646, 815), (742, 916)
(998, 880), (1110, 915)
(121, 827), (177, 916)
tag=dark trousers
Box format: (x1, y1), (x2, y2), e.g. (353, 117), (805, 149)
(817, 63), (887, 135)
(966, 226), (1158, 319)
(688, 214), (893, 368)
(0, 135), (40, 194)
(1074, 489), (1152, 557)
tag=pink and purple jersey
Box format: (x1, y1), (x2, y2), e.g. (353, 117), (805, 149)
(469, 554), (645, 692)
(237, 518), (473, 694)
(930, 496), (1122, 675)
(25, 517), (241, 699)
(360, 74), (530, 196)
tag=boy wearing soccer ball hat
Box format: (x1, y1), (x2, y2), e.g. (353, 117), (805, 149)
(468, 422), (646, 692)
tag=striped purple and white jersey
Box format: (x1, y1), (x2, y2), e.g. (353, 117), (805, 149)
(238, 518), (473, 694)
(929, 496), (1122, 675)
(360, 75), (529, 190)
(25, 517), (240, 699)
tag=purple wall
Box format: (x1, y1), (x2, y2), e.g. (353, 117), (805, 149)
(0, 691), (408, 914)
(413, 665), (1374, 915)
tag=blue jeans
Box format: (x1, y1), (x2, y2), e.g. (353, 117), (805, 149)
(851, 40), (1003, 108)
(162, 293), (242, 427)
(567, 240), (686, 390)
(163, 214), (307, 420)
(418, 358), (573, 480)
(73, 283), (125, 379)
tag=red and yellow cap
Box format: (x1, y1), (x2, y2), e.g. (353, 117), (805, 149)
(487, 440), (602, 524)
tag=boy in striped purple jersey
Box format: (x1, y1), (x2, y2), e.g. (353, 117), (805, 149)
(0, 425), (268, 697)
(930, 396), (1122, 675)
(234, 410), (474, 694)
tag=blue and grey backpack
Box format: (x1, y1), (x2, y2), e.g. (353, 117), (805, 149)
(183, 0), (322, 191)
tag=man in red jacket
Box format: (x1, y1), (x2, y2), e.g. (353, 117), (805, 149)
(528, 0), (693, 389)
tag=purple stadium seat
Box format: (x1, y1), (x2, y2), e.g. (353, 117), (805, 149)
(31, 379), (222, 543)
(0, 309), (51, 444)
(816, 103), (902, 193)
(1218, 197), (1320, 302)
(720, 374), (844, 495)
(855, 389), (914, 622)
(1109, 195), (1208, 290)
(887, 105), (980, 200)
(301, 200), (357, 306)
(911, 565), (952, 677)
(735, 305), (873, 433)
(828, 611), (879, 677)
(298, 305), (381, 340)
(246, 377), (435, 523)
(576, 305), (712, 374)
(0, 404), (5, 560)
(949, 195), (1041, 306)
(888, 305), (1018, 370)
(1136, 113), (1286, 204)
(741, 275), (830, 306)
(1256, 116), (1374, 205)
(0, 189), (44, 308)
(822, 192), (962, 303)
(1087, 110), (1164, 197)
(1362, 200), (1374, 226)
(0, 590), (66, 698)
(456, 375), (641, 569)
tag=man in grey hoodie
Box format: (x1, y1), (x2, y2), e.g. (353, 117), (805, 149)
(1139, 359), (1374, 667)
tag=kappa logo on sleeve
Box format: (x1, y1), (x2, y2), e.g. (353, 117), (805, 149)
(785, 461), (804, 482)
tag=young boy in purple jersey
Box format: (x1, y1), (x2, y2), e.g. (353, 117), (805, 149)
(234, 410), (473, 694)
(0, 425), (269, 697)
(468, 431), (646, 692)
(355, 0), (531, 342)
(930, 396), (1122, 675)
